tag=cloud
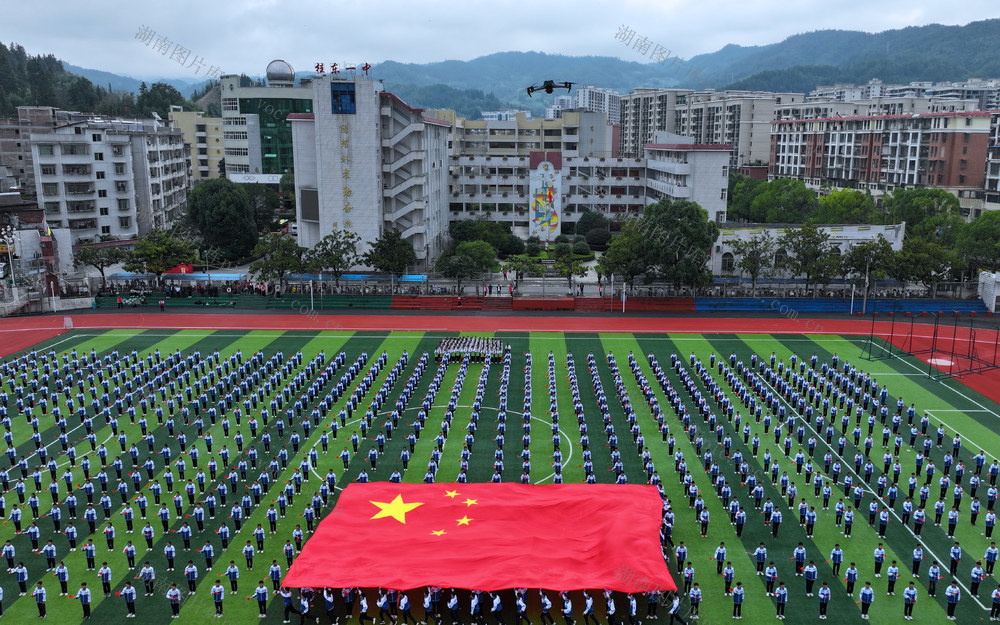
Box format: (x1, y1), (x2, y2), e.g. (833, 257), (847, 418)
(4, 0), (998, 79)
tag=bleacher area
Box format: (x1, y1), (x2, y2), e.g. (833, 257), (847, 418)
(95, 294), (394, 310)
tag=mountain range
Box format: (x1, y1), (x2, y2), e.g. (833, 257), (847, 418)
(55, 18), (1000, 118)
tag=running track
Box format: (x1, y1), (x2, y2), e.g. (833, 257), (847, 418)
(2, 312), (999, 404)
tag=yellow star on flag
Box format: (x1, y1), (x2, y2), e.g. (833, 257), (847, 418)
(431, 530), (447, 536)
(370, 495), (424, 524)
(457, 515), (472, 526)
(463, 498), (478, 507)
(445, 490), (459, 499)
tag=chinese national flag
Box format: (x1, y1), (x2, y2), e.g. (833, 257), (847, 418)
(283, 483), (675, 592)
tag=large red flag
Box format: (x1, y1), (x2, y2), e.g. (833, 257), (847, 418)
(283, 483), (675, 592)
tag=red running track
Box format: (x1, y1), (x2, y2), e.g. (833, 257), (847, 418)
(2, 312), (999, 404)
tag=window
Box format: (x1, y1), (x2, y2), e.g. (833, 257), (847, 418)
(100, 207), (109, 216)
(42, 183), (59, 196)
(96, 171), (105, 179)
(225, 147), (249, 157)
(101, 226), (111, 235)
(114, 163), (126, 175)
(94, 152), (104, 161)
(119, 217), (131, 228)
(44, 202), (60, 213)
(116, 181), (128, 193)
(222, 98), (239, 112)
(37, 144), (53, 156)
(111, 146), (124, 157)
(196, 124), (206, 133)
(960, 175), (967, 184)
(331, 83), (357, 114)
(223, 131), (248, 141)
(721, 252), (735, 273)
(98, 190), (107, 198)
(118, 199), (129, 210)
(40, 165), (55, 176)
(92, 134), (102, 142)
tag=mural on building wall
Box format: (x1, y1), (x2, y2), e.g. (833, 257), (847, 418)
(529, 160), (560, 240)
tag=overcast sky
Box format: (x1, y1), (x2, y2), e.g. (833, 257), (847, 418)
(4, 0), (999, 81)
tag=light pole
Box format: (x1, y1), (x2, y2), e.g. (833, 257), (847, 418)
(0, 225), (17, 300)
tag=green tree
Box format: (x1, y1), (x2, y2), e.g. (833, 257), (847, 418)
(958, 211), (1000, 272)
(136, 82), (195, 118)
(524, 236), (542, 257)
(73, 244), (127, 290)
(279, 172), (295, 209)
(186, 178), (258, 259)
(574, 210), (609, 236)
(124, 229), (197, 283)
(363, 229), (417, 280)
(727, 173), (766, 222)
(778, 223), (837, 297)
(246, 184), (281, 232)
(248, 233), (306, 290)
(436, 240), (497, 293)
(810, 189), (878, 224)
(884, 188), (961, 232)
(730, 231), (775, 296)
(596, 220), (648, 289)
(751, 179), (817, 223)
(306, 230), (361, 288)
(643, 199), (719, 289)
(584, 228), (611, 249)
(501, 255), (544, 290)
(842, 235), (895, 303)
(553, 254), (588, 293)
(895, 239), (960, 297)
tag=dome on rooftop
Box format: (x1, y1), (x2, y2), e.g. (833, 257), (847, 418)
(266, 60), (295, 84)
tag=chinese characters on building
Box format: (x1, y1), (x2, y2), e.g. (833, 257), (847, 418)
(314, 63), (371, 76)
(135, 25), (224, 79)
(339, 123), (352, 230)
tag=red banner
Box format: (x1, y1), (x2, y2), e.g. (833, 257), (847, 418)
(283, 483), (674, 592)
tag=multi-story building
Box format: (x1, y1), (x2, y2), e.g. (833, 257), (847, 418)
(619, 89), (803, 166)
(288, 74), (450, 265)
(776, 96), (979, 121)
(30, 117), (190, 244)
(220, 60), (314, 183)
(812, 78), (1000, 110)
(644, 132), (731, 223)
(0, 107), (77, 191)
(545, 94), (575, 119)
(433, 109), (616, 158)
(168, 108), (224, 182)
(573, 85), (622, 124)
(481, 110), (532, 121)
(769, 111), (993, 196)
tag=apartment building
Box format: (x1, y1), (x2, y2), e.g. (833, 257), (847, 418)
(620, 89), (803, 167)
(769, 111), (992, 195)
(812, 78), (1000, 110)
(573, 85), (622, 124)
(776, 96), (980, 121)
(31, 117), (190, 244)
(0, 107), (76, 191)
(481, 110), (532, 121)
(644, 132), (731, 223)
(168, 108), (224, 182)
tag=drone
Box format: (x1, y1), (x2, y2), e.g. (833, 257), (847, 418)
(526, 80), (574, 97)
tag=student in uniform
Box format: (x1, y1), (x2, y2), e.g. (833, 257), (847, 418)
(858, 582), (874, 619)
(945, 582), (961, 620)
(774, 582), (788, 619)
(448, 589), (463, 625)
(122, 581), (137, 618)
(817, 582), (831, 619)
(491, 592), (506, 625)
(516, 590), (531, 625)
(225, 560), (240, 594)
(539, 591), (555, 625)
(990, 584), (1000, 621)
(666, 593), (684, 625)
(32, 581), (47, 618)
(255, 581), (271, 618)
(78, 581), (92, 619)
(357, 588), (373, 625)
(903, 582), (918, 620)
(212, 580), (225, 617)
(732, 581), (744, 619)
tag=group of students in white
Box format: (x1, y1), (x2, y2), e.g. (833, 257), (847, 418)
(433, 338), (508, 362)
(273, 586), (663, 625)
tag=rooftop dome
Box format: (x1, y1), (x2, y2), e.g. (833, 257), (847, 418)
(266, 59), (295, 84)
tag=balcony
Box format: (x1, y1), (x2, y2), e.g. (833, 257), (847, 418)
(67, 201), (96, 213)
(62, 165), (92, 177)
(68, 219), (97, 230)
(65, 183), (95, 195)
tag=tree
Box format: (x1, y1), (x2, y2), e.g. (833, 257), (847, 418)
(574, 210), (609, 236)
(363, 229), (416, 279)
(124, 229), (197, 283)
(248, 233), (306, 290)
(884, 188), (961, 232)
(501, 256), (544, 290)
(436, 240), (497, 293)
(750, 179), (817, 223)
(572, 239), (590, 255)
(584, 228), (611, 249)
(842, 235), (895, 303)
(279, 171), (295, 209)
(136, 82), (194, 118)
(596, 220), (648, 290)
(727, 173), (766, 222)
(643, 199), (719, 289)
(553, 254), (588, 293)
(778, 224), (837, 297)
(448, 220), (522, 258)
(958, 211), (1000, 272)
(810, 189), (878, 224)
(186, 178), (258, 260)
(730, 231), (775, 297)
(245, 184), (280, 233)
(306, 230), (361, 288)
(895, 239), (960, 297)
(73, 244), (126, 289)
(524, 236), (542, 257)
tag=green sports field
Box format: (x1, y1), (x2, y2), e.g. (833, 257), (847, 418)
(2, 327), (999, 625)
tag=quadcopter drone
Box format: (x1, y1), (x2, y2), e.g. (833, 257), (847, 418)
(526, 80), (574, 97)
